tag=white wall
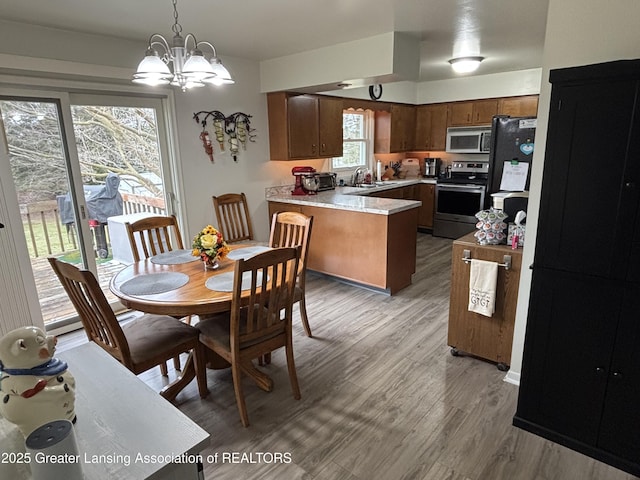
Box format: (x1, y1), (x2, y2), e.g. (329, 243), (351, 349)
(506, 0), (640, 385)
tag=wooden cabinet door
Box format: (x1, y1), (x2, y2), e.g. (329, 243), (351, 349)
(472, 99), (498, 124)
(598, 285), (640, 464)
(370, 187), (403, 199)
(287, 95), (319, 158)
(318, 96), (343, 157)
(534, 79), (640, 280)
(515, 269), (620, 445)
(449, 100), (497, 126)
(415, 104), (448, 150)
(448, 102), (474, 126)
(417, 183), (435, 228)
(498, 95), (539, 117)
(390, 104), (415, 151)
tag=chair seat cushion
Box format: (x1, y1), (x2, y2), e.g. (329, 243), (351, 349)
(123, 314), (197, 366)
(196, 310), (284, 350)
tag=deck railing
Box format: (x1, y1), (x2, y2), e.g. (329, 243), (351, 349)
(21, 193), (166, 258)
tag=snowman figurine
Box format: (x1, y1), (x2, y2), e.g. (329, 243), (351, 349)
(0, 326), (76, 437)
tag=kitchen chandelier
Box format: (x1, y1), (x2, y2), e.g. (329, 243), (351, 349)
(132, 0), (234, 91)
(449, 56), (484, 74)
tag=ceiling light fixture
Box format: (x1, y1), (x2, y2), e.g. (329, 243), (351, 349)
(448, 56), (484, 74)
(132, 0), (234, 91)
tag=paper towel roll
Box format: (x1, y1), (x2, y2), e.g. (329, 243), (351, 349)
(26, 420), (83, 480)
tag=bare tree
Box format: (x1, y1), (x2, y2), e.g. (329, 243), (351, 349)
(1, 101), (163, 204)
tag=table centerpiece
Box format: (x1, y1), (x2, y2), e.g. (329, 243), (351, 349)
(192, 225), (230, 270)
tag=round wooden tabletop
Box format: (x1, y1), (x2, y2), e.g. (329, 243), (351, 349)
(110, 249), (241, 317)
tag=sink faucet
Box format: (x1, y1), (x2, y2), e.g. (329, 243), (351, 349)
(350, 166), (367, 186)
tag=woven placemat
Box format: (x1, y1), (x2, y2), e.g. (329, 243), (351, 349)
(150, 249), (199, 265)
(119, 272), (189, 295)
(205, 271), (266, 292)
(226, 245), (272, 261)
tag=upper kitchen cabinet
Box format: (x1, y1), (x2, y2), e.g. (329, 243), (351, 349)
(415, 103), (449, 151)
(374, 104), (416, 153)
(267, 92), (343, 160)
(448, 99), (497, 126)
(498, 95), (539, 117)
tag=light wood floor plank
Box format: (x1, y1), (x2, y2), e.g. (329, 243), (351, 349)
(55, 233), (637, 480)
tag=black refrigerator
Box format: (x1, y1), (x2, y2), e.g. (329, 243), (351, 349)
(486, 115), (537, 201)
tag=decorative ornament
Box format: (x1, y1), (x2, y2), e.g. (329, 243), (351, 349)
(0, 326), (76, 437)
(200, 129), (214, 162)
(193, 110), (256, 162)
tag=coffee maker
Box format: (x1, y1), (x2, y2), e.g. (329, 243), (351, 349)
(424, 158), (441, 178)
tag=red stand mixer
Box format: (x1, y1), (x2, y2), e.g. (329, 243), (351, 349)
(291, 166), (319, 195)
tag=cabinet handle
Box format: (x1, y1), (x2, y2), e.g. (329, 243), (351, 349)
(595, 367), (606, 375)
(612, 371), (623, 379)
(624, 181), (636, 189)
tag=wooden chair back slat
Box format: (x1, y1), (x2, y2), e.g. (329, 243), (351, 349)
(124, 215), (184, 263)
(212, 193), (254, 243)
(48, 257), (133, 367)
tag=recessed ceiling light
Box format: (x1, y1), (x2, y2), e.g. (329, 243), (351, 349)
(448, 56), (484, 74)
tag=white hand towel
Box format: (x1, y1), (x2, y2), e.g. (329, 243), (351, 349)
(468, 259), (499, 317)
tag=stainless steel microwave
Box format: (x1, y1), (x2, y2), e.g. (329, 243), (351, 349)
(446, 126), (492, 153)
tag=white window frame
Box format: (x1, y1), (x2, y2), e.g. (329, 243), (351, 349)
(331, 109), (374, 173)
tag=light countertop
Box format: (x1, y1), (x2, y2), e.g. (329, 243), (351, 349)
(266, 178), (436, 216)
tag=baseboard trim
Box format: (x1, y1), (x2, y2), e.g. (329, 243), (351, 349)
(503, 370), (520, 386)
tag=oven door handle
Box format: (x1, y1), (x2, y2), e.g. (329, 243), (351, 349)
(437, 184), (486, 191)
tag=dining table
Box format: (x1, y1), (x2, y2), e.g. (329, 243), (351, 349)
(109, 244), (274, 401)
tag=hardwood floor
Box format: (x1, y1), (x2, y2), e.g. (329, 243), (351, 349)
(56, 233), (637, 480)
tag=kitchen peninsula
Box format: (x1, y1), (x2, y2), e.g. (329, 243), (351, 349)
(267, 179), (432, 294)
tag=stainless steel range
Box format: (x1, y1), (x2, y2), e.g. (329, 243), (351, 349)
(433, 161), (489, 239)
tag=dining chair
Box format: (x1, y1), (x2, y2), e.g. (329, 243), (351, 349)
(124, 214), (184, 263)
(196, 246), (301, 427)
(48, 257), (208, 400)
(268, 211), (314, 337)
(212, 193), (254, 244)
(124, 214), (188, 372)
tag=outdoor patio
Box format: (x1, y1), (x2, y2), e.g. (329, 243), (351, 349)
(34, 254), (126, 325)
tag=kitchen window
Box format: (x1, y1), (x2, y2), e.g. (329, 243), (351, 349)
(332, 110), (374, 171)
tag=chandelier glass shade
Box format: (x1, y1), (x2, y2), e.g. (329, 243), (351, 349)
(132, 0), (234, 91)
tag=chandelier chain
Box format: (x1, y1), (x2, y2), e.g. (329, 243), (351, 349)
(171, 0), (182, 36)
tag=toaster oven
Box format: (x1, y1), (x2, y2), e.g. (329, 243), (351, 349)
(315, 172), (337, 191)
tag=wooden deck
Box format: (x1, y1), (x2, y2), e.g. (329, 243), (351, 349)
(32, 254), (126, 324)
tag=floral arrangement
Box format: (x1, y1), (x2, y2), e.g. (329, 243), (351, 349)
(192, 225), (230, 266)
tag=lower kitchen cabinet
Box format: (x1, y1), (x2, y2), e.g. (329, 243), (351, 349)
(447, 233), (522, 369)
(368, 183), (434, 229)
(268, 200), (419, 294)
(417, 183), (435, 229)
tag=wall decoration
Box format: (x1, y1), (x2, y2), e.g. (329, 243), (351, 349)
(193, 110), (256, 162)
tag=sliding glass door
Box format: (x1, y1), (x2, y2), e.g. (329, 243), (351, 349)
(0, 88), (175, 333)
